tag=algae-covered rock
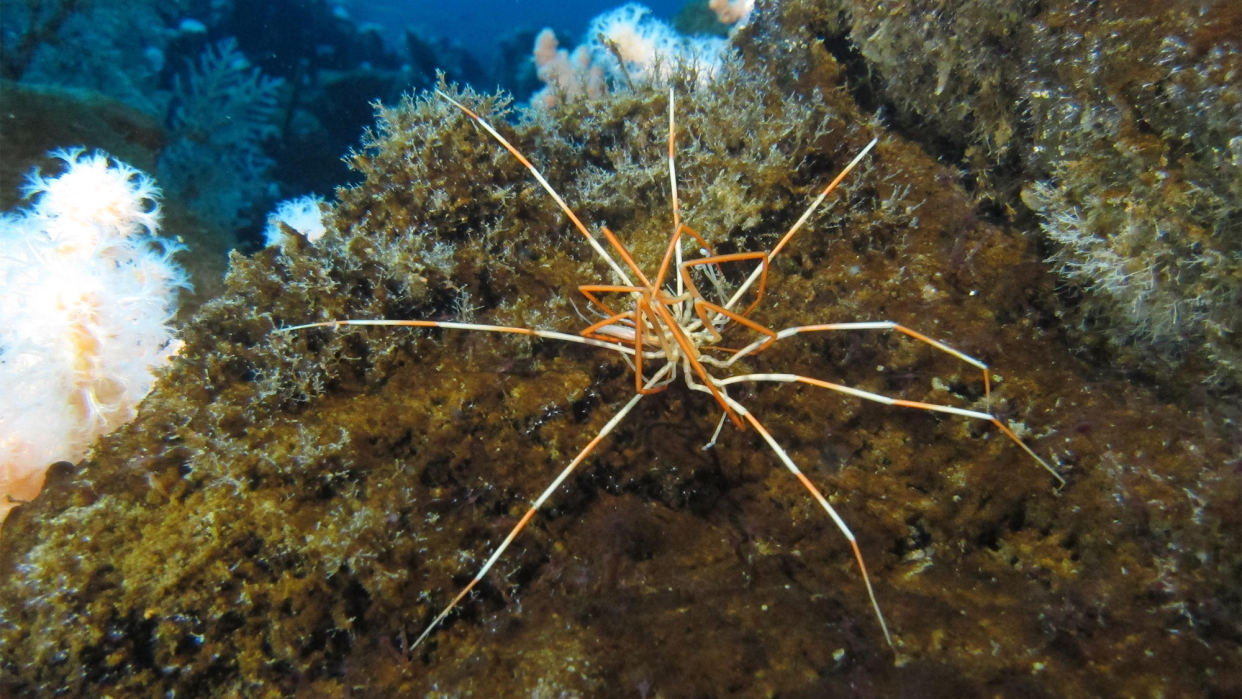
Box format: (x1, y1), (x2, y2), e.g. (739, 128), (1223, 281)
(1, 7), (1237, 699)
(786, 0), (1241, 389)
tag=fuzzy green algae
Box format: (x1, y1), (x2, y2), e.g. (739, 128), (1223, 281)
(2, 4), (1239, 698)
(798, 0), (1242, 388)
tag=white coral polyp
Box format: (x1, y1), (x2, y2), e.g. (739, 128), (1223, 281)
(263, 194), (327, 248)
(0, 150), (187, 531)
(531, 3), (729, 107)
(587, 3), (727, 84)
(23, 149), (162, 257)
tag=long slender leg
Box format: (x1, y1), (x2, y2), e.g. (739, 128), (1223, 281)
(716, 371), (1065, 486)
(410, 364), (673, 650)
(655, 223), (720, 297)
(727, 321), (993, 406)
(703, 391), (893, 648)
(728, 322), (982, 375)
(577, 303), (671, 396)
(689, 298), (777, 349)
(599, 225), (652, 288)
(578, 284), (647, 320)
(579, 309), (639, 343)
(682, 251), (770, 318)
(720, 320), (1063, 484)
(435, 90), (635, 287)
(724, 137), (880, 313)
(276, 318), (637, 357)
(666, 87), (684, 297)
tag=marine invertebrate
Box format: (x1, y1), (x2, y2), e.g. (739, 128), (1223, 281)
(531, 3), (728, 107)
(531, 27), (605, 106)
(0, 149), (186, 530)
(284, 89), (1062, 653)
(263, 194), (327, 248)
(709, 0), (755, 26)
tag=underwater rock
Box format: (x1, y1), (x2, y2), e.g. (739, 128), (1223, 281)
(776, 0), (1241, 391)
(0, 7), (1237, 699)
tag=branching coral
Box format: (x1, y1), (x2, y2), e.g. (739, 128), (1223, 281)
(159, 37), (286, 230)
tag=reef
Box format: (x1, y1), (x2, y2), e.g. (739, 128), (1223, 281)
(1, 1), (1238, 698)
(788, 0), (1242, 389)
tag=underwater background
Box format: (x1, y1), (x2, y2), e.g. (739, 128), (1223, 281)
(1, 0), (1238, 697)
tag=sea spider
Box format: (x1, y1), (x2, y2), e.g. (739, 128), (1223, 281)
(281, 88), (1063, 654)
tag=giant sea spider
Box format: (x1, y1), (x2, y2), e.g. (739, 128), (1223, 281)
(281, 88), (1063, 655)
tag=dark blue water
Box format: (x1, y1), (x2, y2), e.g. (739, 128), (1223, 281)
(343, 0), (688, 61)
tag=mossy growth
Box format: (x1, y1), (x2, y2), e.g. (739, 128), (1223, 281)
(1, 21), (1238, 699)
(785, 0), (1241, 391)
(1020, 1), (1241, 388)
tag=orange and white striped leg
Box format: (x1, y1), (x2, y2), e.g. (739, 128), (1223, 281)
(708, 391), (893, 649)
(717, 370), (1064, 487)
(409, 364), (671, 650)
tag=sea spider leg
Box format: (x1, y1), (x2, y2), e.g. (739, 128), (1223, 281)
(722, 368), (1065, 478)
(665, 87), (686, 298)
(686, 380), (895, 647)
(275, 318), (638, 358)
(435, 90), (636, 288)
(690, 297), (777, 351)
(599, 225), (653, 287)
(577, 285), (640, 322)
(655, 89), (877, 346)
(576, 299), (675, 396)
(654, 223), (721, 303)
(655, 93), (891, 641)
(744, 410), (893, 648)
(720, 322), (1065, 486)
(682, 251), (770, 319)
(723, 137), (880, 314)
(409, 363), (674, 650)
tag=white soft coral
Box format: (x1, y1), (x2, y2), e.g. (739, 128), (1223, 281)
(262, 194), (327, 248)
(0, 150), (188, 531)
(22, 150), (163, 255)
(531, 3), (728, 107)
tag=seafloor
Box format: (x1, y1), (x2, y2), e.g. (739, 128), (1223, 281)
(1, 1), (1238, 698)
